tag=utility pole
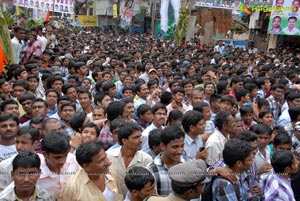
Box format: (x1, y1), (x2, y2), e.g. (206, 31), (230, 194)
(151, 0), (157, 35)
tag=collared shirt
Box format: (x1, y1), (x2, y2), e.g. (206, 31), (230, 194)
(209, 159), (258, 195)
(37, 153), (81, 196)
(205, 120), (215, 134)
(205, 129), (227, 166)
(166, 102), (189, 116)
(267, 95), (282, 124)
(241, 121), (257, 131)
(106, 146), (153, 197)
(256, 89), (266, 99)
(261, 174), (295, 201)
(183, 133), (204, 160)
(57, 168), (122, 201)
(47, 105), (58, 117)
(0, 185), (55, 201)
(282, 27), (300, 35)
(11, 36), (24, 64)
(292, 134), (300, 156)
(255, 146), (271, 171)
(98, 121), (115, 150)
(146, 149), (157, 160)
(146, 193), (187, 201)
(146, 153), (188, 196)
(142, 123), (160, 152)
(0, 144), (17, 162)
(0, 154), (17, 191)
(269, 27), (282, 34)
(277, 108), (291, 128)
(212, 174), (248, 201)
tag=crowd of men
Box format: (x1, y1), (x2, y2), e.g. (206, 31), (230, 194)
(0, 21), (299, 200)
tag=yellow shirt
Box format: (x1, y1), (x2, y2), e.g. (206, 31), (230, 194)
(57, 168), (122, 201)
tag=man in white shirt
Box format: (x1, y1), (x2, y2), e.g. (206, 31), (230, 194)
(11, 26), (26, 64)
(142, 103), (167, 152)
(0, 126), (39, 192)
(205, 111), (235, 166)
(37, 131), (81, 196)
(107, 122), (153, 197)
(283, 16), (300, 35)
(0, 115), (19, 162)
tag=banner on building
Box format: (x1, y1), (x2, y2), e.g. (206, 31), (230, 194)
(72, 15), (98, 26)
(13, 0), (74, 14)
(113, 4), (118, 18)
(194, 0), (274, 12)
(267, 0), (300, 35)
(120, 7), (134, 28)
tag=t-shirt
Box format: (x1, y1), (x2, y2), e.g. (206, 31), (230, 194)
(0, 144), (17, 162)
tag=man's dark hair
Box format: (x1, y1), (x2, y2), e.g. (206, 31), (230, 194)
(0, 114), (19, 124)
(125, 166), (155, 192)
(13, 80), (29, 91)
(193, 102), (210, 113)
(288, 105), (300, 122)
(182, 110), (204, 133)
(0, 99), (18, 112)
(45, 89), (60, 98)
(166, 110), (183, 125)
(236, 88), (249, 102)
(250, 124), (272, 136)
(137, 104), (151, 117)
(17, 126), (40, 143)
(223, 139), (252, 168)
(77, 89), (92, 99)
(118, 122), (142, 145)
(273, 133), (292, 147)
(148, 129), (162, 150)
(214, 111), (232, 130)
(41, 131), (70, 154)
(31, 98), (48, 108)
(106, 101), (125, 122)
(236, 131), (257, 142)
(76, 141), (105, 167)
(172, 87), (185, 95)
(12, 151), (41, 172)
(94, 91), (110, 106)
(271, 150), (294, 174)
(151, 103), (167, 114)
(161, 125), (185, 145)
(258, 110), (273, 119)
(240, 105), (253, 116)
(18, 93), (36, 104)
(221, 95), (236, 106)
(70, 112), (87, 132)
(61, 83), (76, 95)
(81, 122), (101, 137)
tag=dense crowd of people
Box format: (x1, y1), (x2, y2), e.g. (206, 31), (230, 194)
(0, 21), (299, 200)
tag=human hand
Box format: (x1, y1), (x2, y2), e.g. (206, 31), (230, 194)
(258, 163), (272, 174)
(196, 149), (208, 160)
(215, 167), (237, 184)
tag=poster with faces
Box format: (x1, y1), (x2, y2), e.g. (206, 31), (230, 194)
(267, 0), (300, 35)
(14, 0), (74, 14)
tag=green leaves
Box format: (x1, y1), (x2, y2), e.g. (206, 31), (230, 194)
(174, 5), (189, 46)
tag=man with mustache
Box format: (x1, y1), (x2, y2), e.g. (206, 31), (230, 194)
(0, 115), (19, 162)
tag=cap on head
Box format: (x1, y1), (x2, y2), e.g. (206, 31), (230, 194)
(148, 68), (157, 73)
(295, 121), (300, 131)
(168, 159), (210, 187)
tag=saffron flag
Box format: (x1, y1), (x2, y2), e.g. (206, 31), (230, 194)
(45, 9), (50, 21)
(0, 42), (8, 73)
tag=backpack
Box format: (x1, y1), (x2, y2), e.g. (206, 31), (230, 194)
(201, 175), (241, 201)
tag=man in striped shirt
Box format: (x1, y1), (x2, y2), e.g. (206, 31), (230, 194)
(262, 150), (298, 200)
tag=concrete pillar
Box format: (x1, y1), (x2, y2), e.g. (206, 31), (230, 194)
(267, 34), (278, 50)
(186, 16), (197, 41)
